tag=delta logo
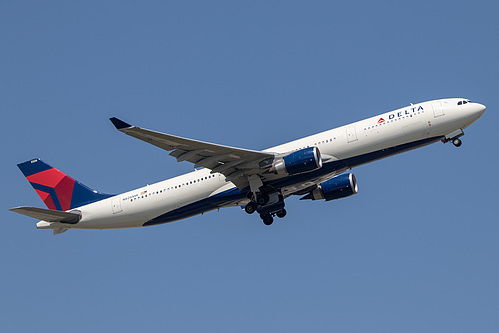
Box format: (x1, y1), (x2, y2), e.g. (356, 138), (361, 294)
(375, 105), (425, 125)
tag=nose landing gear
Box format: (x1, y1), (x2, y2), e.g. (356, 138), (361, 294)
(443, 129), (465, 148)
(452, 138), (462, 147)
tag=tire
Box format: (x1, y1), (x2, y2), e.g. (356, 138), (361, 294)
(276, 209), (287, 218)
(453, 138), (462, 147)
(261, 214), (273, 225)
(257, 193), (269, 205)
(245, 202), (257, 214)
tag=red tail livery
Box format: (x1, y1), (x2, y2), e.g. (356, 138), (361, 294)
(17, 159), (112, 211)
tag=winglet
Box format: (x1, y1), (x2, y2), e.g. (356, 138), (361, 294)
(110, 117), (133, 130)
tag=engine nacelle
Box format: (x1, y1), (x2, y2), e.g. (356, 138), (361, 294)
(271, 147), (322, 176)
(302, 173), (358, 201)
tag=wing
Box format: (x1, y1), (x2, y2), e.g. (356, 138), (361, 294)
(110, 118), (276, 188)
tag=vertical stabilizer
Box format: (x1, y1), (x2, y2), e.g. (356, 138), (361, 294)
(17, 159), (113, 211)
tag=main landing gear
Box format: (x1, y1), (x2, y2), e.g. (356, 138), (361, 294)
(245, 201), (257, 214)
(244, 191), (286, 226)
(245, 175), (287, 226)
(259, 208), (287, 226)
(261, 214), (274, 226)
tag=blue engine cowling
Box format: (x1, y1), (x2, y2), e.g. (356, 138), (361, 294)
(301, 173), (358, 201)
(271, 147), (322, 176)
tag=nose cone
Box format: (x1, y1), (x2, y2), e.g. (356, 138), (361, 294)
(475, 103), (486, 117)
(465, 102), (486, 126)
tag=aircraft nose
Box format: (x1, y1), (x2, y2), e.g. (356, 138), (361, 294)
(465, 102), (486, 125)
(472, 103), (487, 119)
(474, 102), (486, 117)
(462, 101), (486, 127)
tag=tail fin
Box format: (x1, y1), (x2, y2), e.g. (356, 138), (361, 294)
(17, 159), (113, 211)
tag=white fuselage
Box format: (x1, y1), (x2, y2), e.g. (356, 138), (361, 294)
(37, 98), (485, 230)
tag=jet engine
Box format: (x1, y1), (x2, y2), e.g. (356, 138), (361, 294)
(301, 173), (358, 201)
(271, 147), (322, 176)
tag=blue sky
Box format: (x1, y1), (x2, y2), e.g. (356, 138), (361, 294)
(1, 1), (498, 332)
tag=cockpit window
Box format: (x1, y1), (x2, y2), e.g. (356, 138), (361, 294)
(457, 100), (471, 106)
(463, 100), (468, 104)
(458, 101), (462, 105)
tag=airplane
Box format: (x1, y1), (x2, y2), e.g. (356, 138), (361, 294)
(10, 98), (486, 234)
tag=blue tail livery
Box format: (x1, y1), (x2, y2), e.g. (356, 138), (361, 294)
(17, 159), (112, 211)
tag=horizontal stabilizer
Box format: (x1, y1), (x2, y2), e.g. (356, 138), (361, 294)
(9, 206), (81, 224)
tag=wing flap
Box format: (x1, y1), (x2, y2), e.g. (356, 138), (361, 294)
(9, 206), (81, 224)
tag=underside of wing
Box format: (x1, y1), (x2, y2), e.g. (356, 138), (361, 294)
(110, 118), (276, 188)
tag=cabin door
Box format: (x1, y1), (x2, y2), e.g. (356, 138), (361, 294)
(112, 197), (123, 214)
(346, 126), (358, 143)
(432, 102), (445, 118)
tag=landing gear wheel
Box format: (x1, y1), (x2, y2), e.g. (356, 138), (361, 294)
(245, 202), (257, 214)
(261, 214), (274, 226)
(276, 209), (287, 218)
(453, 138), (462, 147)
(257, 193), (270, 205)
